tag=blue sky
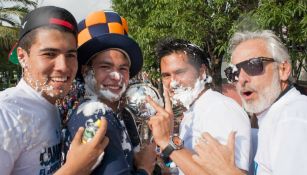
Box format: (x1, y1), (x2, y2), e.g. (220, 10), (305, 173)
(38, 0), (112, 22)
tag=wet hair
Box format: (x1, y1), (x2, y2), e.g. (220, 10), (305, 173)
(229, 30), (290, 63)
(155, 38), (211, 71)
(18, 25), (77, 54)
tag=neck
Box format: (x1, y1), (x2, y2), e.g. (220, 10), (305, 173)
(255, 82), (292, 117)
(99, 98), (119, 111)
(280, 80), (289, 91)
(23, 77), (56, 104)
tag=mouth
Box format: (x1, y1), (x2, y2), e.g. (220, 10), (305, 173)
(241, 90), (254, 100)
(48, 76), (71, 90)
(103, 84), (122, 91)
(50, 77), (68, 82)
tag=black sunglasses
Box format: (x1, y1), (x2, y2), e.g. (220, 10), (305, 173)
(224, 57), (275, 83)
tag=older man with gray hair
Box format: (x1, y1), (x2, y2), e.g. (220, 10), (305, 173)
(192, 30), (307, 175)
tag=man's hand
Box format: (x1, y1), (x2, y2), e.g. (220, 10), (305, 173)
(147, 88), (173, 149)
(134, 143), (157, 174)
(55, 117), (109, 175)
(192, 131), (244, 175)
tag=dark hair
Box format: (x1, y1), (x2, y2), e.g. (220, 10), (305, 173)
(18, 25), (77, 54)
(155, 38), (210, 71)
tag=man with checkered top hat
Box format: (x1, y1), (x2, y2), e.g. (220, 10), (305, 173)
(65, 10), (156, 175)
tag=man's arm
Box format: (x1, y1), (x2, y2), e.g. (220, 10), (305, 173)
(147, 88), (210, 175)
(54, 118), (109, 175)
(134, 143), (157, 174)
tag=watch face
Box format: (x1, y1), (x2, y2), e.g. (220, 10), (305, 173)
(172, 136), (183, 146)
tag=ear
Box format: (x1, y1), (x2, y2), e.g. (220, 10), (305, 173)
(278, 61), (291, 81)
(199, 64), (207, 79)
(17, 47), (27, 67)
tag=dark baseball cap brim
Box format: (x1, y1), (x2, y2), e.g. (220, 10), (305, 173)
(77, 33), (143, 79)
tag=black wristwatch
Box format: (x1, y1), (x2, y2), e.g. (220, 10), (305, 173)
(161, 134), (184, 160)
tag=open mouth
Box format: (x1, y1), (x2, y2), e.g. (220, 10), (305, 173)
(241, 90), (254, 100)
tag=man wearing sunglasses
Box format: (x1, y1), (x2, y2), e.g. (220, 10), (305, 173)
(193, 30), (307, 175)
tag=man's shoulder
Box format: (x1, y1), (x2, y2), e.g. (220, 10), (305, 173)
(0, 86), (24, 115)
(199, 89), (244, 110)
(0, 86), (19, 101)
(269, 89), (307, 124)
(74, 98), (111, 117)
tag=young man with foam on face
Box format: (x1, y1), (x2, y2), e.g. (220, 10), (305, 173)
(147, 38), (251, 175)
(192, 30), (307, 175)
(65, 10), (156, 175)
(0, 6), (109, 175)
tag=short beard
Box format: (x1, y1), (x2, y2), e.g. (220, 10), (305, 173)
(240, 70), (281, 114)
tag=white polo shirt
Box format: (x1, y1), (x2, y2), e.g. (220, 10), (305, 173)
(255, 88), (307, 175)
(179, 89), (251, 173)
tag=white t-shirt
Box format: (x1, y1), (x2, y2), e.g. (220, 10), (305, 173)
(179, 89), (251, 172)
(0, 79), (62, 175)
(254, 88), (307, 175)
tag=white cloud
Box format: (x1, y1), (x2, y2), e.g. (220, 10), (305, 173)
(38, 0), (112, 22)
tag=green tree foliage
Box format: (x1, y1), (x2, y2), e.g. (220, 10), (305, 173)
(112, 0), (306, 88)
(0, 0), (37, 89)
(0, 0), (37, 50)
(112, 0), (258, 90)
(249, 0), (307, 82)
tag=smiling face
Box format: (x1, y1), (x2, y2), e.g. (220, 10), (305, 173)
(83, 49), (130, 109)
(231, 39), (282, 114)
(18, 28), (78, 104)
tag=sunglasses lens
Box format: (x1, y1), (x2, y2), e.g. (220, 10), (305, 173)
(239, 58), (264, 76)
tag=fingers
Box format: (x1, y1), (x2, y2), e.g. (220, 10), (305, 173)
(192, 154), (203, 165)
(71, 127), (84, 146)
(92, 117), (108, 145)
(227, 131), (236, 155)
(201, 132), (219, 146)
(163, 87), (172, 113)
(146, 96), (165, 113)
(194, 143), (207, 158)
(101, 136), (109, 150)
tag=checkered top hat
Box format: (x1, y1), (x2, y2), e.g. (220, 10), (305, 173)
(19, 6), (78, 40)
(77, 10), (143, 78)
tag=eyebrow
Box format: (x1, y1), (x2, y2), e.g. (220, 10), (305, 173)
(95, 59), (130, 67)
(39, 48), (77, 53)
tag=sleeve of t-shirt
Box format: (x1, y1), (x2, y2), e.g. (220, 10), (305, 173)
(272, 114), (307, 175)
(0, 107), (22, 175)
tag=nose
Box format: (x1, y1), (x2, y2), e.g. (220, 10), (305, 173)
(237, 68), (250, 87)
(109, 71), (121, 81)
(171, 74), (179, 82)
(54, 55), (69, 72)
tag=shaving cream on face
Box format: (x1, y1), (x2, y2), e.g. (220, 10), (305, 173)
(98, 83), (127, 102)
(84, 70), (127, 102)
(109, 71), (121, 80)
(170, 72), (207, 110)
